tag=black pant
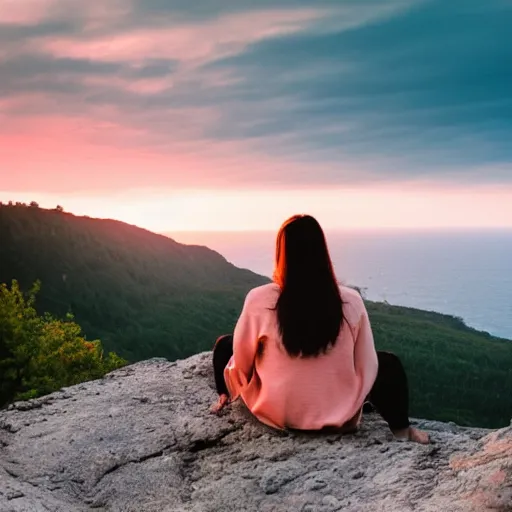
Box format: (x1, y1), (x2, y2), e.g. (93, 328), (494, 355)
(213, 334), (410, 431)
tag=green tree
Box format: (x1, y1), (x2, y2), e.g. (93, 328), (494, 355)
(0, 280), (126, 406)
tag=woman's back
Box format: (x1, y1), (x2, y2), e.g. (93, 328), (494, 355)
(224, 282), (378, 430)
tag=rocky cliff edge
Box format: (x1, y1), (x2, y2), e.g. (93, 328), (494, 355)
(1, 353), (511, 512)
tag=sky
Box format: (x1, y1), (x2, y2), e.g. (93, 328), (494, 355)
(1, 0), (511, 231)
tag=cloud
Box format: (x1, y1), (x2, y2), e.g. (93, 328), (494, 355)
(39, 9), (330, 65)
(0, 0), (60, 25)
(204, 1), (512, 178)
(0, 0), (511, 192)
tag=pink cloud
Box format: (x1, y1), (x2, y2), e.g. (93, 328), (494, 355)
(2, 107), (372, 197)
(0, 111), (290, 192)
(0, 115), (199, 192)
(0, 0), (130, 25)
(0, 0), (58, 25)
(0, 94), (436, 196)
(82, 75), (175, 95)
(38, 9), (328, 64)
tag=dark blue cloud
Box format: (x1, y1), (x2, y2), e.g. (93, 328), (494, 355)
(134, 0), (374, 21)
(2, 0), (511, 185)
(200, 0), (512, 180)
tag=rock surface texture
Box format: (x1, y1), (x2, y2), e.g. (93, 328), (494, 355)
(0, 354), (511, 512)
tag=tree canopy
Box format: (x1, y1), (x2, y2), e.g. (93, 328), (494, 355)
(0, 280), (125, 406)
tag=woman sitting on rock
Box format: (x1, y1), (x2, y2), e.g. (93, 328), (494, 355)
(211, 214), (429, 444)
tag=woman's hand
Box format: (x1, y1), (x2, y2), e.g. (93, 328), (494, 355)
(210, 394), (230, 415)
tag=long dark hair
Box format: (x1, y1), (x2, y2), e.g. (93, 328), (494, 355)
(273, 215), (343, 357)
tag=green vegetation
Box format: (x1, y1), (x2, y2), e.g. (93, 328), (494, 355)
(0, 280), (126, 407)
(1, 202), (511, 427)
(0, 203), (268, 362)
(367, 301), (512, 428)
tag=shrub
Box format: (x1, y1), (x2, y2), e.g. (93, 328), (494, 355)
(0, 280), (126, 406)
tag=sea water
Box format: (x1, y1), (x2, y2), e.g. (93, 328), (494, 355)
(171, 230), (512, 340)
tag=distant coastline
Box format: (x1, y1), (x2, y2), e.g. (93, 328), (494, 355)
(169, 229), (512, 340)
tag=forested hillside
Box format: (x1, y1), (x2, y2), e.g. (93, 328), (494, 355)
(0, 203), (268, 361)
(365, 301), (512, 428)
(1, 203), (511, 428)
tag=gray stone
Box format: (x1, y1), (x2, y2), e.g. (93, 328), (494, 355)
(259, 460), (306, 494)
(0, 352), (510, 512)
(6, 491), (24, 500)
(304, 472), (329, 491)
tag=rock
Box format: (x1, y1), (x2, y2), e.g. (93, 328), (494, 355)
(6, 491), (25, 500)
(0, 352), (510, 512)
(259, 460), (306, 494)
(304, 472), (329, 491)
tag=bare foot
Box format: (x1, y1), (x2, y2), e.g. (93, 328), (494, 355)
(392, 426), (430, 444)
(210, 394), (230, 415)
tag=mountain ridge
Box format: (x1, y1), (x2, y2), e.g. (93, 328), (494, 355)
(0, 203), (268, 361)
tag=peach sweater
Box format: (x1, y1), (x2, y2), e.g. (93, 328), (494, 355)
(224, 283), (378, 430)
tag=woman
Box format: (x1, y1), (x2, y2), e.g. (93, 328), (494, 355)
(211, 215), (429, 444)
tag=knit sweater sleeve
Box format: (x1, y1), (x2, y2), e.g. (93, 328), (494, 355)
(224, 290), (261, 399)
(353, 302), (379, 398)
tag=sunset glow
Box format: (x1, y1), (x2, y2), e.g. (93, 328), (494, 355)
(1, 0), (511, 231)
(2, 185), (511, 233)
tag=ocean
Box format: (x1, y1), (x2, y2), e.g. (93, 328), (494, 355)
(170, 230), (512, 340)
